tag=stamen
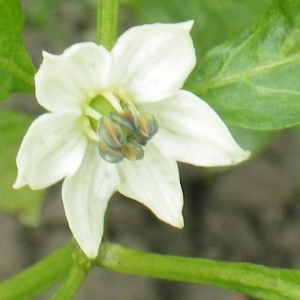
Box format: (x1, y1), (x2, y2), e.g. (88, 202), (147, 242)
(102, 91), (122, 112)
(87, 128), (100, 142)
(122, 139), (144, 161)
(96, 102), (159, 163)
(98, 141), (124, 163)
(85, 106), (102, 120)
(110, 103), (138, 131)
(97, 117), (126, 149)
(137, 114), (159, 138)
(82, 118), (100, 142)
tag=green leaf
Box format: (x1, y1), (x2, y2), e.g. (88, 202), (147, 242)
(0, 109), (44, 226)
(186, 0), (300, 130)
(26, 0), (60, 29)
(135, 0), (270, 56)
(97, 242), (300, 300)
(0, 0), (36, 102)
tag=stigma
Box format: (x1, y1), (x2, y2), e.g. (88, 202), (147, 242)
(97, 103), (159, 163)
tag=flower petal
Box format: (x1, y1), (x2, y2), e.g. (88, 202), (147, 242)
(139, 91), (250, 166)
(35, 42), (112, 115)
(110, 21), (196, 104)
(62, 145), (119, 258)
(117, 143), (183, 228)
(13, 113), (87, 190)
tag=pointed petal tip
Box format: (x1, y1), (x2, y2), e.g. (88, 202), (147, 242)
(176, 218), (185, 229)
(74, 239), (100, 259)
(82, 246), (99, 259)
(12, 176), (25, 190)
(231, 149), (251, 165)
(12, 183), (21, 190)
(12, 177), (43, 191)
(170, 20), (194, 34)
(181, 20), (194, 31)
(167, 213), (184, 229)
(42, 50), (54, 60)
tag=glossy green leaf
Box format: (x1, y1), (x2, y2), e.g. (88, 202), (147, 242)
(135, 0), (270, 56)
(186, 0), (300, 130)
(0, 0), (35, 102)
(0, 109), (44, 226)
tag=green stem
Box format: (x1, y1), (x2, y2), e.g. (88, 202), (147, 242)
(0, 242), (75, 300)
(50, 268), (87, 300)
(96, 242), (300, 300)
(97, 0), (119, 49)
(50, 248), (92, 300)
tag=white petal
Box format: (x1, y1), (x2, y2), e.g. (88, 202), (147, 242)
(35, 42), (112, 115)
(139, 91), (250, 166)
(62, 145), (119, 258)
(13, 113), (87, 190)
(117, 143), (183, 228)
(110, 21), (196, 104)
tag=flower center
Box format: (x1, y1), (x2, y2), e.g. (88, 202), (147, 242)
(85, 93), (159, 163)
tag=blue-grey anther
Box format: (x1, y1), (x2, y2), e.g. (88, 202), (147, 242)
(97, 116), (126, 149)
(97, 117), (125, 163)
(98, 141), (124, 163)
(97, 102), (159, 163)
(136, 114), (159, 145)
(110, 103), (138, 132)
(122, 138), (144, 161)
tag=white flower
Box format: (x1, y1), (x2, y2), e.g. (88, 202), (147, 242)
(14, 21), (250, 258)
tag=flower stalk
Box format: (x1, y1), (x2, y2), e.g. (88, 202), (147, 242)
(96, 242), (300, 300)
(0, 242), (75, 300)
(50, 247), (92, 300)
(97, 0), (119, 49)
(2, 240), (300, 300)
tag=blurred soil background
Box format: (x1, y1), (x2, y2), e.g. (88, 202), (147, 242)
(2, 1), (300, 299)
